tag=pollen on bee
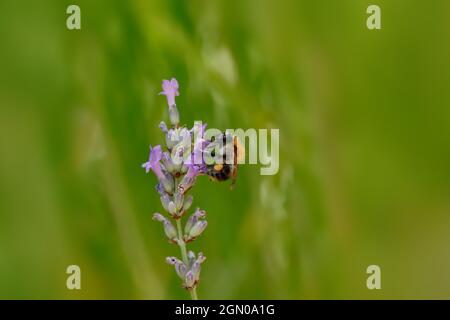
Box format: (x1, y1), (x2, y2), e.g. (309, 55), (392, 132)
(214, 164), (223, 171)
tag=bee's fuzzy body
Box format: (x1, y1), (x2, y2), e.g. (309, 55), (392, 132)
(207, 163), (234, 182)
(205, 133), (242, 188)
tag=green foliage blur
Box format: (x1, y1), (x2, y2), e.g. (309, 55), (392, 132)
(1, 0), (450, 299)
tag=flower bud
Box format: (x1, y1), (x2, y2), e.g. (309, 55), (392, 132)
(152, 212), (166, 223)
(174, 191), (184, 212)
(182, 195), (193, 213)
(153, 213), (177, 241)
(185, 271), (195, 289)
(166, 130), (178, 150)
(189, 252), (206, 282)
(175, 262), (188, 280)
(196, 252), (206, 264)
(166, 256), (182, 265)
(188, 220), (208, 240)
(162, 152), (177, 174)
(184, 215), (196, 236)
(185, 208), (206, 235)
(166, 256), (188, 280)
(163, 220), (178, 241)
(161, 172), (175, 194)
(191, 262), (201, 282)
(167, 201), (177, 216)
(187, 250), (196, 266)
(159, 193), (171, 212)
(159, 121), (168, 133)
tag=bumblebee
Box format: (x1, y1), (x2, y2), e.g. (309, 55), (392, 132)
(205, 133), (244, 189)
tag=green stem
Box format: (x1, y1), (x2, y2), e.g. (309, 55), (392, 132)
(176, 219), (198, 300)
(191, 286), (198, 300)
(176, 219), (188, 263)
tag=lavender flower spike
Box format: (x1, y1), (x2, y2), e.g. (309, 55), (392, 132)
(144, 78), (230, 300)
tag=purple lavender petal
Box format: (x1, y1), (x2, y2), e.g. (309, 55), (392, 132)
(159, 78), (179, 107)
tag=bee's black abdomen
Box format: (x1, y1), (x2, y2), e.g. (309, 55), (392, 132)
(215, 172), (227, 181)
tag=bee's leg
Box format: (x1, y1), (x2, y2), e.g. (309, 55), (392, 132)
(229, 136), (239, 190)
(230, 166), (238, 190)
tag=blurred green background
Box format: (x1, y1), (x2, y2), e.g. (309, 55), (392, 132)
(1, 0), (450, 299)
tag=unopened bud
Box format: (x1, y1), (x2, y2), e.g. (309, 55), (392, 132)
(168, 201), (177, 216)
(160, 193), (171, 212)
(190, 252), (206, 282)
(162, 152), (177, 173)
(163, 220), (178, 240)
(182, 195), (193, 213)
(166, 130), (178, 150)
(174, 191), (184, 212)
(187, 250), (196, 266)
(161, 172), (175, 194)
(188, 220), (208, 240)
(153, 213), (177, 241)
(166, 256), (182, 265)
(152, 212), (165, 222)
(185, 208), (206, 235)
(185, 271), (195, 289)
(166, 256), (188, 279)
(159, 121), (168, 133)
(196, 252), (206, 264)
(191, 262), (201, 282)
(175, 262), (188, 280)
